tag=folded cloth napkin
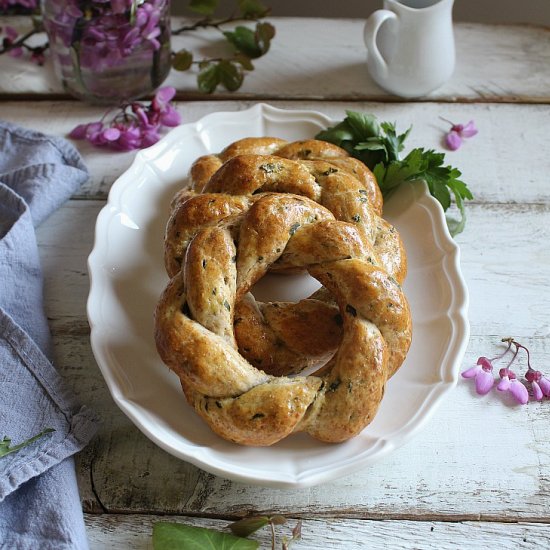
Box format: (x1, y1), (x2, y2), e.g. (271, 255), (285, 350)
(0, 121), (99, 549)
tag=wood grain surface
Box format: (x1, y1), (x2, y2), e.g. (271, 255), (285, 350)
(1, 18), (550, 103)
(1, 15), (549, 547)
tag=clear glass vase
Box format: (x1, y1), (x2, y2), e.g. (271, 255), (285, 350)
(41, 0), (172, 104)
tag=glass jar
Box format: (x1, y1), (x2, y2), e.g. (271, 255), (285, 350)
(41, 0), (172, 104)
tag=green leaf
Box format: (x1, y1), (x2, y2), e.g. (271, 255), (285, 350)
(197, 62), (221, 93)
(229, 516), (270, 537)
(188, 0), (218, 16)
(218, 60), (244, 91)
(446, 183), (468, 236)
(254, 22), (275, 56)
(380, 121), (411, 162)
(224, 22), (274, 59)
(345, 110), (380, 140)
(374, 159), (419, 196)
(238, 0), (270, 18)
(224, 26), (262, 58)
(0, 428), (55, 459)
(234, 53), (254, 71)
(269, 515), (287, 526)
(315, 121), (355, 146)
(354, 139), (388, 153)
(426, 175), (452, 210)
(172, 49), (193, 71)
(153, 522), (259, 550)
(448, 174), (474, 201)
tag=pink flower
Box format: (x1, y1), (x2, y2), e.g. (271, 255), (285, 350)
(69, 121), (103, 141)
(150, 86), (181, 127)
(462, 356), (495, 395)
(1, 25), (23, 57)
(497, 368), (529, 404)
(442, 118), (478, 151)
(525, 369), (550, 401)
(464, 338), (549, 406)
(69, 87), (180, 151)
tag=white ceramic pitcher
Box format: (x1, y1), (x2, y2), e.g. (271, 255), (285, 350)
(364, 0), (455, 97)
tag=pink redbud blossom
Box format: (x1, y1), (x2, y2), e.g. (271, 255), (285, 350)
(462, 356), (494, 395)
(497, 368), (529, 404)
(442, 119), (478, 151)
(525, 369), (550, 401)
(465, 339), (549, 405)
(69, 87), (180, 151)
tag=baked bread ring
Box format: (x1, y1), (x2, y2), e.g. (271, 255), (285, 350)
(163, 139), (407, 376)
(155, 192), (412, 445)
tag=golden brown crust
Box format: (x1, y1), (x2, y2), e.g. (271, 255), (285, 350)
(155, 190), (412, 446)
(189, 137), (383, 215)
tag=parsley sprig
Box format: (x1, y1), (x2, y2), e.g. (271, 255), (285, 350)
(315, 111), (473, 236)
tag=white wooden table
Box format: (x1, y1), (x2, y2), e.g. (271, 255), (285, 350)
(1, 16), (550, 549)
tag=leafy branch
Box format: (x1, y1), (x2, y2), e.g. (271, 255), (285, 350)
(316, 111), (474, 236)
(153, 515), (302, 549)
(171, 0), (275, 93)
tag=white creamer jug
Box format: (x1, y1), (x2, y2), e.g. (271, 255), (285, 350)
(364, 0), (455, 97)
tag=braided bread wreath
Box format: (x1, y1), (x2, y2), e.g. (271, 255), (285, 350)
(154, 137), (412, 446)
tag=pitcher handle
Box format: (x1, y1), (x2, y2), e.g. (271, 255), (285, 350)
(364, 9), (397, 78)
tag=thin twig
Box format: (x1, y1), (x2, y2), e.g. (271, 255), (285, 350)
(0, 27), (40, 54)
(172, 11), (268, 35)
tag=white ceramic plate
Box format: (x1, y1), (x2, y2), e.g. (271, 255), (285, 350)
(87, 103), (469, 488)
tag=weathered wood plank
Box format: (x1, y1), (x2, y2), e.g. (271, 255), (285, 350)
(37, 200), (550, 519)
(84, 514), (550, 549)
(1, 18), (549, 103)
(1, 100), (549, 205)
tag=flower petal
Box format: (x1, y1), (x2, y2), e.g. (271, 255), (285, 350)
(510, 380), (529, 404)
(445, 131), (462, 151)
(532, 381), (544, 401)
(477, 357), (493, 371)
(461, 120), (478, 138)
(461, 365), (480, 379)
(155, 86), (176, 104)
(69, 123), (89, 140)
(159, 105), (181, 127)
(102, 127), (121, 141)
(497, 376), (511, 392)
(538, 376), (550, 397)
(475, 370), (494, 395)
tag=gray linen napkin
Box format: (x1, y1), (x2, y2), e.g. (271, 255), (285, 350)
(0, 121), (99, 549)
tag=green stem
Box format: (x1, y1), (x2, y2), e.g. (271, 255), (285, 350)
(0, 428), (55, 459)
(171, 11), (268, 35)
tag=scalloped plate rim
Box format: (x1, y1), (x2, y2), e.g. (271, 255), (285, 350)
(87, 103), (470, 488)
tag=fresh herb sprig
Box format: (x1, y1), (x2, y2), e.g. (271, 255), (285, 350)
(315, 111), (473, 236)
(153, 515), (302, 549)
(0, 428), (55, 459)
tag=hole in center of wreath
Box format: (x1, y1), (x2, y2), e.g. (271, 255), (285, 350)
(250, 272), (321, 303)
(243, 272), (339, 378)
